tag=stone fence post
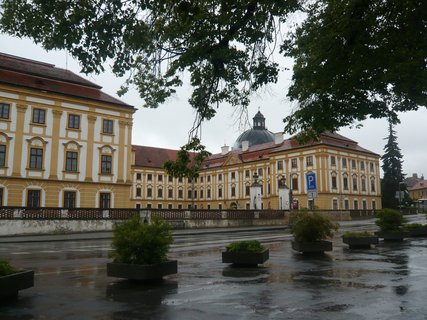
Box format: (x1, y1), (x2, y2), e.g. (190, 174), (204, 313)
(140, 210), (151, 223)
(13, 208), (22, 219)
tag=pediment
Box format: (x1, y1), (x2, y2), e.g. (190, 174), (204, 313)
(223, 154), (242, 166)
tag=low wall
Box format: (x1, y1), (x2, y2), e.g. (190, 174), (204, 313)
(0, 219), (117, 236)
(0, 218), (287, 236)
(0, 207), (379, 236)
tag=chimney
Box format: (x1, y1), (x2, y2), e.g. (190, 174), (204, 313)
(221, 145), (229, 155)
(242, 141), (249, 152)
(275, 132), (284, 144)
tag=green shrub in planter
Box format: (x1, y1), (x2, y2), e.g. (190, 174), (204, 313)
(0, 259), (34, 299)
(225, 240), (265, 253)
(342, 231), (379, 248)
(375, 208), (404, 232)
(343, 231), (375, 238)
(222, 240), (269, 266)
(404, 223), (427, 237)
(0, 259), (18, 276)
(404, 223), (424, 229)
(111, 215), (173, 265)
(290, 211), (339, 243)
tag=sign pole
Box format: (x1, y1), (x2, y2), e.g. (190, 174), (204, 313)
(306, 172), (317, 210)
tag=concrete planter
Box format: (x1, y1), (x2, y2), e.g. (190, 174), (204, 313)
(291, 240), (332, 254)
(376, 231), (407, 242)
(406, 226), (427, 237)
(222, 249), (269, 266)
(0, 270), (34, 299)
(107, 260), (177, 281)
(342, 236), (379, 248)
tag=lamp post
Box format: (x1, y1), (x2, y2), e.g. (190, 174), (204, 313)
(278, 175), (290, 210)
(398, 181), (405, 213)
(250, 172), (261, 210)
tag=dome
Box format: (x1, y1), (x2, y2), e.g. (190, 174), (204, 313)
(232, 111), (275, 149)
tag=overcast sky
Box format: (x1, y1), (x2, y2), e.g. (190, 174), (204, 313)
(2, 34), (426, 178)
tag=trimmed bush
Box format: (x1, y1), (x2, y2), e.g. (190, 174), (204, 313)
(290, 211), (338, 243)
(375, 208), (404, 232)
(225, 240), (265, 253)
(111, 216), (173, 265)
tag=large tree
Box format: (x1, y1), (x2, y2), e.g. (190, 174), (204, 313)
(0, 0), (299, 139)
(381, 120), (405, 209)
(1, 0), (426, 158)
(283, 0), (427, 139)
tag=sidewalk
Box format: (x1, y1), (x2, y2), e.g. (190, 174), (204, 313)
(0, 225), (288, 243)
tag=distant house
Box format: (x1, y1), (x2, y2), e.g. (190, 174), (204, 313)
(408, 180), (427, 201)
(404, 173), (425, 188)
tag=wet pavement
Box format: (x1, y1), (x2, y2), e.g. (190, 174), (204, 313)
(2, 215), (427, 319)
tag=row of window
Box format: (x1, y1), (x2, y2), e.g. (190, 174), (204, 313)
(137, 167), (274, 186)
(139, 203), (236, 210)
(133, 176), (377, 197)
(0, 187), (378, 211)
(0, 103), (115, 134)
(135, 184), (274, 200)
(331, 175), (377, 192)
(0, 144), (113, 174)
(138, 187), (229, 199)
(0, 145), (113, 174)
(331, 198), (377, 210)
(276, 157), (376, 171)
(335, 157), (374, 171)
(0, 188), (111, 209)
(288, 176), (377, 193)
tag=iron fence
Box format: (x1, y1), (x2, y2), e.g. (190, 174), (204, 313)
(0, 207), (286, 220)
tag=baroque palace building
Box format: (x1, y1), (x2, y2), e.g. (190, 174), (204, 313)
(0, 53), (134, 208)
(131, 112), (382, 211)
(0, 53), (382, 210)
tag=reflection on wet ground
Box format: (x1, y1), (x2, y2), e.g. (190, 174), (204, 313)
(2, 217), (427, 319)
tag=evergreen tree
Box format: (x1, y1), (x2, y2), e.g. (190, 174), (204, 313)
(381, 121), (405, 209)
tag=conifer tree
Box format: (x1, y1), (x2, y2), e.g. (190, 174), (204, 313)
(381, 121), (405, 209)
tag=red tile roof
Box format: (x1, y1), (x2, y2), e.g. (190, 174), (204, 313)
(133, 132), (379, 169)
(271, 132), (377, 155)
(0, 52), (133, 109)
(133, 145), (181, 168)
(408, 180), (427, 191)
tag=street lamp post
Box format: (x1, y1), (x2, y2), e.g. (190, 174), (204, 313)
(398, 181), (405, 213)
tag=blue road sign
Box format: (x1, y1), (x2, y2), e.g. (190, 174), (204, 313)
(306, 172), (317, 191)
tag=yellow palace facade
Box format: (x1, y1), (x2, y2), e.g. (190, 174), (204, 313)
(0, 53), (382, 211)
(131, 113), (382, 211)
(0, 53), (134, 208)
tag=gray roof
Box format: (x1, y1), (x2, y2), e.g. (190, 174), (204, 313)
(233, 128), (275, 149)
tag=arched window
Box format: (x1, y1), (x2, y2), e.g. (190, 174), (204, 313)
(98, 145), (115, 175)
(63, 141), (82, 173)
(26, 137), (48, 170)
(0, 132), (12, 169)
(370, 176), (376, 192)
